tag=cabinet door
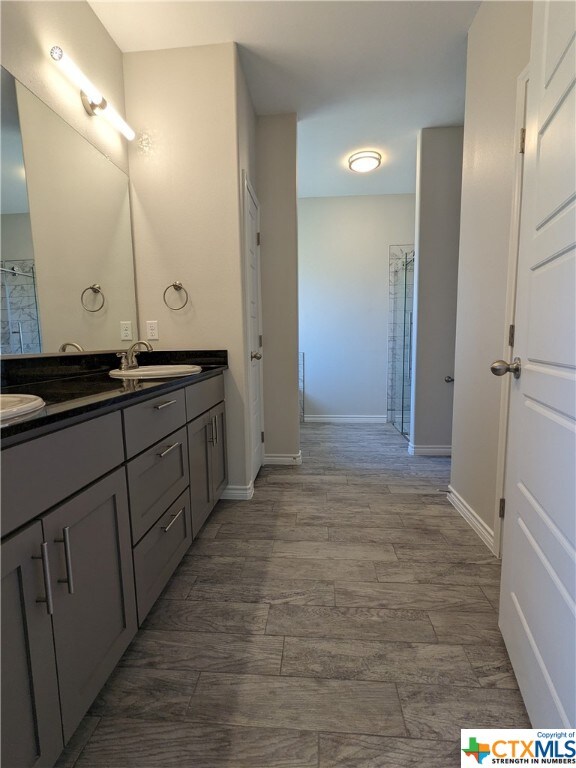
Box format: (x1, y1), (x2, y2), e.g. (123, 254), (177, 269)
(43, 469), (137, 742)
(188, 412), (212, 538)
(210, 401), (228, 504)
(1, 522), (63, 768)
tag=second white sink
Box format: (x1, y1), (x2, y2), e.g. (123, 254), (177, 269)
(109, 364), (202, 379)
(0, 394), (46, 422)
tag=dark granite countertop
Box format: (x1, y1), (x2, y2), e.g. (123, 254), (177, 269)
(0, 350), (228, 446)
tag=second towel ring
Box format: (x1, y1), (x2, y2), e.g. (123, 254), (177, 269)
(163, 281), (189, 311)
(81, 284), (105, 312)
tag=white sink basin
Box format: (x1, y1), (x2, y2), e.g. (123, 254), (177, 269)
(0, 394), (46, 422)
(109, 364), (202, 380)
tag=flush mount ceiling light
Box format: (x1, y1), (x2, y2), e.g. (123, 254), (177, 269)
(50, 45), (135, 141)
(348, 150), (381, 173)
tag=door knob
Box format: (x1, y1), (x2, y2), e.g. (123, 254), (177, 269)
(444, 376), (454, 383)
(490, 358), (521, 379)
(251, 351), (262, 361)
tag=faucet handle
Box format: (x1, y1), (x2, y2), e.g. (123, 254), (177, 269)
(116, 352), (129, 371)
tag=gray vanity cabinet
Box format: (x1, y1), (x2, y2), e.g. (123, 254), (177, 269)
(42, 469), (137, 743)
(1, 522), (63, 768)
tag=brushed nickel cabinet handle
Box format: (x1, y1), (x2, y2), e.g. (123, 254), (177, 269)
(157, 442), (179, 459)
(33, 542), (54, 615)
(55, 526), (75, 594)
(154, 399), (177, 410)
(213, 414), (218, 446)
(162, 508), (184, 533)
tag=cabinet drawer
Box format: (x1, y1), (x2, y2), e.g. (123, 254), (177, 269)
(1, 412), (123, 536)
(186, 375), (224, 422)
(127, 427), (189, 543)
(123, 389), (186, 458)
(133, 490), (192, 624)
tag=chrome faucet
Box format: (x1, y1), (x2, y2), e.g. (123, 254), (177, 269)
(117, 340), (153, 371)
(59, 342), (84, 352)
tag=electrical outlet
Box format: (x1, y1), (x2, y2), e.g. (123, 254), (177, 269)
(120, 321), (133, 341)
(146, 320), (159, 340)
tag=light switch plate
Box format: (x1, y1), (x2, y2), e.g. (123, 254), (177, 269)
(120, 321), (133, 341)
(146, 320), (159, 340)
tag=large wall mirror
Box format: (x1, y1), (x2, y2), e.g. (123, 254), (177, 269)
(0, 67), (138, 355)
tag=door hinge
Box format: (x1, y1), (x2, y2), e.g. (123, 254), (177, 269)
(261, 431), (265, 443)
(519, 127), (526, 154)
(256, 232), (261, 246)
(508, 324), (515, 347)
(259, 334), (263, 347)
(499, 498), (506, 518)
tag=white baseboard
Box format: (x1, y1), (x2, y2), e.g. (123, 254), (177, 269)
(220, 483), (254, 501)
(408, 442), (452, 456)
(263, 451), (302, 466)
(304, 415), (388, 424)
(448, 484), (496, 555)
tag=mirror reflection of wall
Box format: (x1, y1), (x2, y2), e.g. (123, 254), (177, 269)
(0, 67), (138, 355)
(1, 67), (41, 354)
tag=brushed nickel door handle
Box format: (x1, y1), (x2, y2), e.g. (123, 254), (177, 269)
(54, 526), (75, 594)
(33, 542), (54, 615)
(162, 508), (184, 533)
(251, 351), (262, 360)
(490, 358), (521, 379)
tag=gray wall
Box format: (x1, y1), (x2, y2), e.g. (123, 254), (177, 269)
(298, 194), (415, 422)
(411, 126), (463, 455)
(450, 1), (533, 546)
(256, 114), (300, 462)
(123, 43), (256, 495)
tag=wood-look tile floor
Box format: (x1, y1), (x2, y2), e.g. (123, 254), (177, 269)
(59, 423), (530, 768)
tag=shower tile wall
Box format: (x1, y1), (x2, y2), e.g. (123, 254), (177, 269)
(387, 247), (414, 437)
(0, 260), (41, 354)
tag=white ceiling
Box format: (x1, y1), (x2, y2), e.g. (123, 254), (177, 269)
(89, 1), (480, 197)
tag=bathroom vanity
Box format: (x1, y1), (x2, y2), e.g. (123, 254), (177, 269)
(0, 351), (228, 767)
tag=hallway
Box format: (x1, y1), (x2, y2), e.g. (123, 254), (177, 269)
(61, 423), (530, 767)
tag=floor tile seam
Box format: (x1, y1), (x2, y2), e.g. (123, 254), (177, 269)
(276, 667), (482, 689)
(264, 629), (440, 645)
(139, 625), (276, 637)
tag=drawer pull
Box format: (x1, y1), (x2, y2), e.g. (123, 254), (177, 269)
(32, 542), (54, 615)
(55, 526), (75, 594)
(157, 442), (180, 459)
(154, 399), (177, 410)
(161, 508), (184, 533)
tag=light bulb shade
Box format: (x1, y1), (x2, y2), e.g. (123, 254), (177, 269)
(348, 150), (381, 173)
(50, 45), (135, 141)
(50, 46), (103, 105)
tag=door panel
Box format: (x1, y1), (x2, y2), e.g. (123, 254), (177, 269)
(188, 412), (212, 537)
(500, 0), (576, 727)
(244, 177), (264, 481)
(44, 469), (137, 741)
(1, 522), (62, 768)
(211, 402), (228, 503)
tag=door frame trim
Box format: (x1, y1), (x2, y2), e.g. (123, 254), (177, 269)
(493, 65), (530, 557)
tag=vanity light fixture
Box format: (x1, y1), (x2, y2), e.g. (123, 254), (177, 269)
(50, 46), (135, 141)
(348, 150), (381, 173)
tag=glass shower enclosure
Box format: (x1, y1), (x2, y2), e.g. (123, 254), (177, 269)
(387, 245), (415, 437)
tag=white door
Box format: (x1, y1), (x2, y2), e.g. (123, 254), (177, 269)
(499, 2), (575, 727)
(243, 176), (264, 482)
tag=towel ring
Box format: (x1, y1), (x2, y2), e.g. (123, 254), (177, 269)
(163, 281), (189, 311)
(80, 284), (105, 312)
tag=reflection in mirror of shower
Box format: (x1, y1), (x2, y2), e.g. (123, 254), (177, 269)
(0, 260), (42, 354)
(387, 247), (415, 438)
